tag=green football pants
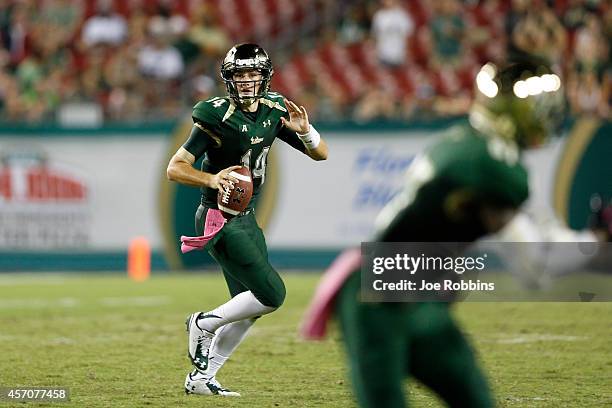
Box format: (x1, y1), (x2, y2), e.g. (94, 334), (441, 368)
(196, 206), (286, 308)
(336, 273), (493, 408)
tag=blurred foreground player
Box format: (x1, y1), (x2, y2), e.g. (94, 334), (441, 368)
(167, 43), (328, 396)
(302, 60), (567, 407)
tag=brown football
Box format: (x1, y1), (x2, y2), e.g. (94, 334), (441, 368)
(217, 166), (253, 218)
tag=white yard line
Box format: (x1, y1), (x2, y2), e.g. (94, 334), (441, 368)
(505, 396), (551, 402)
(0, 297), (79, 309)
(0, 296), (171, 309)
(99, 296), (171, 307)
(495, 334), (587, 344)
(0, 274), (69, 286)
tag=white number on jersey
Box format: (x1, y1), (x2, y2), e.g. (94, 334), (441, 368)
(206, 97), (227, 108)
(241, 148), (270, 185)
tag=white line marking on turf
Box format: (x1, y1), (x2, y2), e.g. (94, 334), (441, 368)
(496, 334), (587, 344)
(0, 297), (79, 309)
(0, 296), (171, 309)
(99, 296), (171, 307)
(506, 396), (550, 402)
(0, 334), (19, 341)
(47, 337), (77, 345)
(0, 275), (67, 286)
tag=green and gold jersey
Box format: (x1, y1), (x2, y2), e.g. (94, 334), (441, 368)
(182, 92), (307, 209)
(376, 124), (529, 242)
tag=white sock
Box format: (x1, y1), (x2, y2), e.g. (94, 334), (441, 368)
(204, 318), (256, 379)
(197, 291), (274, 333)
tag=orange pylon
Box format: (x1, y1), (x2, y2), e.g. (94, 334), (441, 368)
(128, 236), (151, 281)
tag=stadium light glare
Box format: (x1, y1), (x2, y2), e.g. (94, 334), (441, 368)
(541, 74), (554, 92)
(541, 74), (561, 92)
(481, 63), (497, 78)
(513, 80), (529, 98)
(476, 70), (499, 98)
(525, 76), (543, 96)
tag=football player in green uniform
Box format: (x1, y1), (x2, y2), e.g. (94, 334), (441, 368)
(302, 60), (565, 407)
(167, 43), (328, 396)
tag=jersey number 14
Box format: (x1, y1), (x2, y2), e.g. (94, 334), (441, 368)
(241, 147), (270, 185)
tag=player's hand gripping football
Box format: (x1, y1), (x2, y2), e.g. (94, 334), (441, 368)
(212, 165), (242, 191)
(281, 98), (310, 134)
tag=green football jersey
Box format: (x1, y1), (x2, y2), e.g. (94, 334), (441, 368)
(183, 92), (307, 209)
(377, 124), (529, 242)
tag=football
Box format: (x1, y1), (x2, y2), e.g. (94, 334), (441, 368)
(217, 166), (253, 218)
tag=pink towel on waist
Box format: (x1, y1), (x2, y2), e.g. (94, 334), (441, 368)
(300, 248), (362, 340)
(180, 209), (227, 253)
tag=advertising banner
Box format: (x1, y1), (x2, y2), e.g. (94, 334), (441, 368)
(263, 131), (568, 248)
(1, 118), (608, 270)
(0, 135), (168, 251)
(265, 133), (431, 247)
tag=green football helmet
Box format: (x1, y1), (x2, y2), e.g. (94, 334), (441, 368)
(469, 59), (565, 148)
(220, 43), (273, 106)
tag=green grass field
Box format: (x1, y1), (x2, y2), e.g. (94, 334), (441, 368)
(0, 272), (611, 407)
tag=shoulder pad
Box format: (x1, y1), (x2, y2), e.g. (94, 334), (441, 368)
(192, 97), (230, 125)
(259, 93), (287, 113)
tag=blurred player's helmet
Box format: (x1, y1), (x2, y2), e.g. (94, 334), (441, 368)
(469, 59), (565, 148)
(221, 43), (273, 106)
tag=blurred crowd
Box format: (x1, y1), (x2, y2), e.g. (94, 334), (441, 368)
(0, 0), (610, 124)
